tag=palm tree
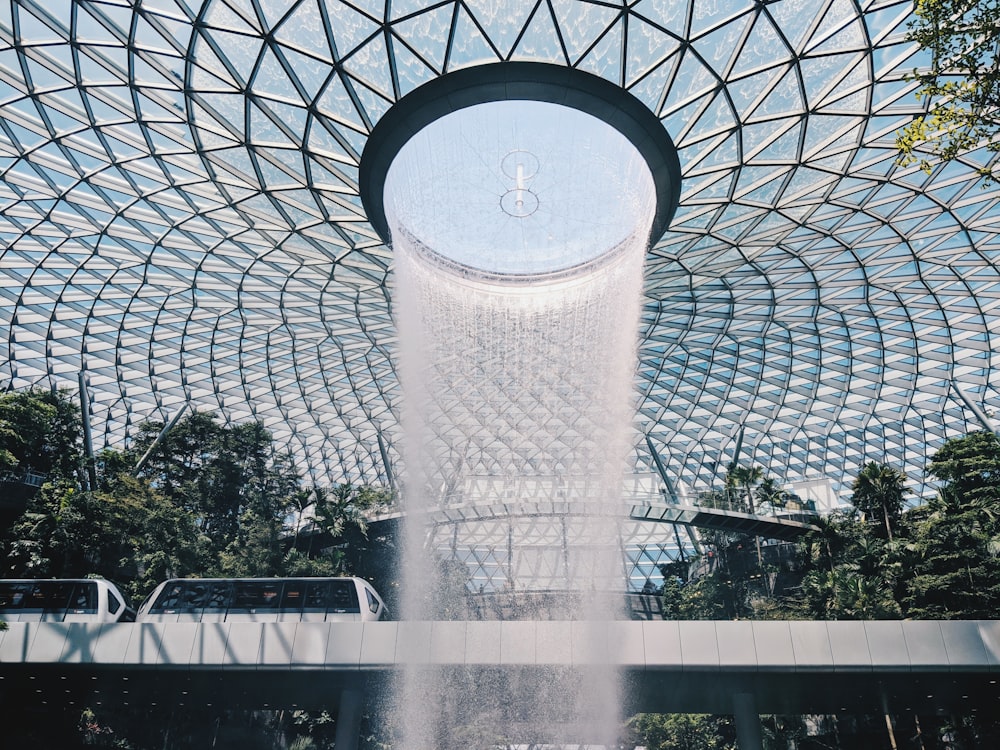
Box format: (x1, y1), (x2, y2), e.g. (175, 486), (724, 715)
(755, 476), (787, 516)
(850, 462), (908, 541)
(726, 464), (764, 514)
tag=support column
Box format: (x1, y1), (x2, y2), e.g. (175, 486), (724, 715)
(78, 372), (97, 492)
(733, 692), (763, 750)
(333, 688), (364, 750)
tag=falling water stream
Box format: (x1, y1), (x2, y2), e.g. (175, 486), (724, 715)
(386, 100), (656, 748)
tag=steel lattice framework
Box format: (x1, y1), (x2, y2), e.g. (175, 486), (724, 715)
(2, 0), (999, 501)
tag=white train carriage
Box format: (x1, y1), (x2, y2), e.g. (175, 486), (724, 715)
(0, 578), (134, 623)
(137, 577), (387, 623)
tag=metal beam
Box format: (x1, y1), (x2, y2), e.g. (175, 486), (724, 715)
(133, 403), (189, 476)
(78, 372), (97, 491)
(952, 382), (1000, 437)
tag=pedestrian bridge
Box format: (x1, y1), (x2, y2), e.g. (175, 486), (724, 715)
(1, 619), (998, 716)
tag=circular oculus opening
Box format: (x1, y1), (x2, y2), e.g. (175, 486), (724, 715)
(359, 63), (681, 281)
(383, 100), (656, 278)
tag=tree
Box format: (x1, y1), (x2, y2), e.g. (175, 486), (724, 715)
(850, 462), (908, 541)
(312, 482), (392, 542)
(901, 431), (1000, 618)
(896, 0), (1000, 181)
(755, 477), (787, 513)
(134, 412), (303, 573)
(627, 713), (735, 750)
(725, 464), (763, 514)
(0, 388), (83, 478)
(4, 449), (206, 601)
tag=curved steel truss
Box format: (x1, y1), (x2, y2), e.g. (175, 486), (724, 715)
(1, 0), (999, 500)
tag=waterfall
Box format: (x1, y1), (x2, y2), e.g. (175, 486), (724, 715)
(387, 99), (656, 749)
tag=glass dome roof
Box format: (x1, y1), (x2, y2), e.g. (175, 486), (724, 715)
(1, 0), (998, 498)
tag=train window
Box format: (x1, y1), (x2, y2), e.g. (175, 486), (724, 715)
(107, 590), (122, 614)
(0, 582), (32, 610)
(328, 580), (361, 614)
(150, 581), (231, 613)
(365, 588), (380, 614)
(68, 582), (98, 614)
(303, 580), (331, 611)
(29, 581), (74, 611)
(232, 581), (282, 611)
(280, 581), (307, 611)
(203, 582), (231, 610)
(150, 582), (186, 612)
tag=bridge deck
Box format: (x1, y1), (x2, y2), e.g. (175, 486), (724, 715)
(1, 620), (999, 714)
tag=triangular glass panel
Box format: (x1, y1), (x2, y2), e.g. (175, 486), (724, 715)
(200, 29), (259, 87)
(324, 0), (380, 58)
(390, 3), (454, 73)
(251, 46), (302, 103)
(308, 158), (353, 191)
(627, 51), (680, 115)
(692, 11), (753, 77)
(862, 3), (911, 45)
(802, 0), (856, 54)
(662, 51), (716, 111)
(749, 123), (802, 163)
(686, 132), (740, 174)
(689, 0), (752, 39)
(729, 10), (788, 78)
(687, 91), (738, 140)
(274, 0), (331, 58)
(764, 0), (819, 53)
(342, 32), (394, 99)
(869, 79), (912, 113)
(446, 4), (498, 70)
(549, 0), (618, 64)
(809, 19), (866, 56)
(13, 4), (67, 45)
(630, 0), (688, 36)
(315, 72), (367, 131)
(279, 45), (334, 101)
(260, 101), (309, 145)
(811, 56), (868, 112)
(465, 0), (536, 59)
(256, 0), (298, 31)
(389, 34), (438, 95)
(203, 0), (261, 33)
(249, 100), (298, 146)
(347, 75), (392, 124)
(198, 92), (246, 133)
(577, 15), (623, 83)
(625, 15), (680, 87)
(748, 69), (804, 121)
(511, 1), (564, 64)
(306, 120), (355, 162)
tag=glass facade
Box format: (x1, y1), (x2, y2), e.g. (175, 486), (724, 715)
(1, 1), (998, 564)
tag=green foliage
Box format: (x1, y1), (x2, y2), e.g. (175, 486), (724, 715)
(1, 399), (396, 603)
(723, 464), (764, 513)
(901, 431), (1000, 618)
(0, 388), (82, 477)
(628, 713), (736, 750)
(312, 482), (393, 542)
(133, 412), (308, 578)
(850, 461), (908, 540)
(661, 570), (740, 620)
(4, 459), (207, 602)
(897, 0), (1000, 181)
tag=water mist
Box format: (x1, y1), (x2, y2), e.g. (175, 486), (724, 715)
(386, 100), (656, 749)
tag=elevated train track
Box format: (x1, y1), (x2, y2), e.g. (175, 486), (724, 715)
(1, 619), (997, 716)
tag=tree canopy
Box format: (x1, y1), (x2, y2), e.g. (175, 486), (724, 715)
(0, 393), (396, 603)
(897, 0), (1000, 180)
